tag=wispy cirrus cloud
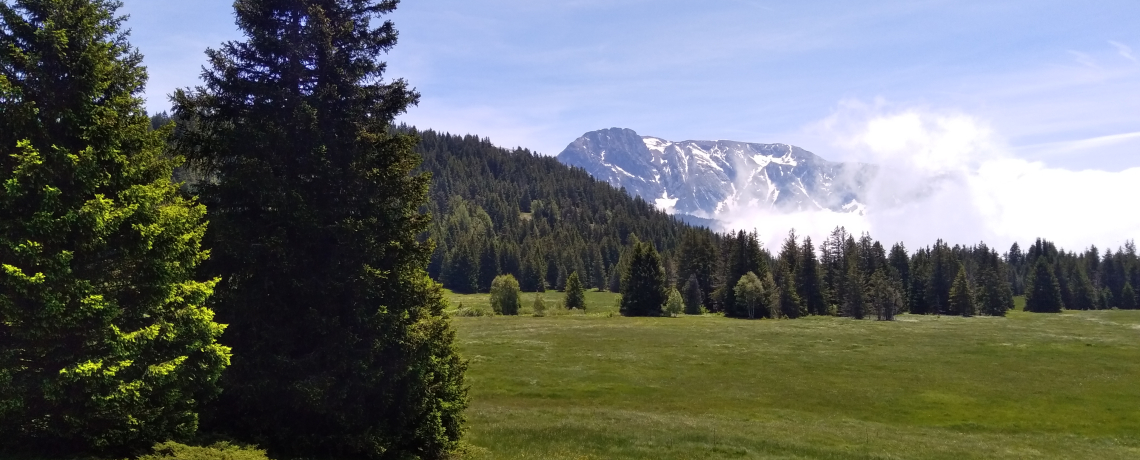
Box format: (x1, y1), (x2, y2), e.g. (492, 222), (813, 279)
(1110, 40), (1138, 63)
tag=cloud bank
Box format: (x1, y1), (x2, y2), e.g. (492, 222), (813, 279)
(722, 101), (1140, 253)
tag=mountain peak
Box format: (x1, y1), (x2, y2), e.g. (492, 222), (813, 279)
(557, 128), (876, 218)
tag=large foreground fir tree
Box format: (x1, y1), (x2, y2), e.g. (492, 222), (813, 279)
(171, 0), (466, 458)
(0, 0), (228, 455)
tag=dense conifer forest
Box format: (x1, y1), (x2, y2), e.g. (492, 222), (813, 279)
(416, 130), (1140, 318)
(3, 0), (1139, 458)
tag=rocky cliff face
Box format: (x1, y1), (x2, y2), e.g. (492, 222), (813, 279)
(557, 128), (876, 218)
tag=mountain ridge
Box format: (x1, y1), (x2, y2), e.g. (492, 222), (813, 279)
(557, 128), (876, 219)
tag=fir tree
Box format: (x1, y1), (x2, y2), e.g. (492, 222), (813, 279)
(1068, 267), (1099, 311)
(0, 0), (228, 454)
(1122, 283), (1138, 310)
(565, 271), (586, 310)
(867, 270), (902, 321)
(797, 237), (827, 316)
(620, 242), (667, 317)
(948, 264), (975, 317)
(1025, 258), (1064, 313)
(976, 266), (1010, 316)
(682, 274), (704, 315)
(777, 266), (806, 319)
(170, 0), (466, 457)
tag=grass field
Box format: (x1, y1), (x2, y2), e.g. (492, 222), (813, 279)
(446, 291), (1140, 459)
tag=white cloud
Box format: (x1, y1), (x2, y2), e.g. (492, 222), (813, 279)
(724, 102), (1140, 252)
(1110, 40), (1138, 63)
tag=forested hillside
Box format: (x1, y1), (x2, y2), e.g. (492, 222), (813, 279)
(413, 128), (702, 293)
(413, 129), (1139, 318)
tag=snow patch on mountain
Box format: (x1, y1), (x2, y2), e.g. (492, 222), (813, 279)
(557, 128), (877, 222)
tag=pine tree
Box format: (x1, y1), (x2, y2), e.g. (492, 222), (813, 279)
(797, 237), (827, 316)
(976, 266), (1010, 316)
(842, 261), (867, 319)
(1122, 283), (1138, 310)
(565, 271), (586, 310)
(478, 239), (500, 293)
(683, 274), (704, 315)
(867, 270), (902, 321)
(0, 0), (228, 454)
(1068, 267), (1099, 311)
(1025, 258), (1064, 313)
(677, 230), (718, 310)
(723, 231), (766, 318)
(170, 0), (466, 457)
(777, 266), (806, 319)
(620, 242), (667, 317)
(948, 264), (975, 317)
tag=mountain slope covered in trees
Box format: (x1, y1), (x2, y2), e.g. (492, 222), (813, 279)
(414, 128), (702, 294)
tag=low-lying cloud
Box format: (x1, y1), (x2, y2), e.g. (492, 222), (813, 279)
(722, 100), (1140, 253)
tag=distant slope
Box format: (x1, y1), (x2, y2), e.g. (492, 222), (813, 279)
(557, 128), (877, 217)
(412, 128), (706, 292)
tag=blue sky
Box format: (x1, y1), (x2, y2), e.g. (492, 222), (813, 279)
(124, 0), (1140, 172)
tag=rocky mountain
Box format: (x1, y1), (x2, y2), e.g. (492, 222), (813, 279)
(557, 128), (876, 219)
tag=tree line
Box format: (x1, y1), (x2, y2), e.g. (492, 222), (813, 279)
(1, 0), (464, 459)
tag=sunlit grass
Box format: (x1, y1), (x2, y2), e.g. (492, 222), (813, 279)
(448, 303), (1140, 459)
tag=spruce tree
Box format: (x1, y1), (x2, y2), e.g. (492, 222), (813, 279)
(565, 271), (586, 310)
(1025, 258), (1064, 313)
(0, 0), (228, 454)
(777, 266), (806, 319)
(683, 274), (704, 315)
(1069, 268), (1098, 311)
(620, 242), (667, 317)
(796, 237), (827, 316)
(867, 270), (902, 321)
(1122, 283), (1138, 310)
(171, 0), (466, 457)
(948, 264), (975, 317)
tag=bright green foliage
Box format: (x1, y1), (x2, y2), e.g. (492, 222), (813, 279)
(723, 231), (768, 318)
(733, 272), (767, 319)
(1025, 259), (1064, 313)
(948, 264), (976, 317)
(664, 287), (683, 317)
(490, 275), (521, 315)
(682, 274), (703, 315)
(1122, 283), (1138, 310)
(564, 271), (586, 310)
(532, 293), (547, 317)
(137, 441), (269, 460)
(620, 242), (666, 317)
(170, 0), (467, 457)
(0, 0), (228, 455)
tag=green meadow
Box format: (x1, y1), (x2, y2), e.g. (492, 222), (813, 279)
(446, 291), (1140, 459)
